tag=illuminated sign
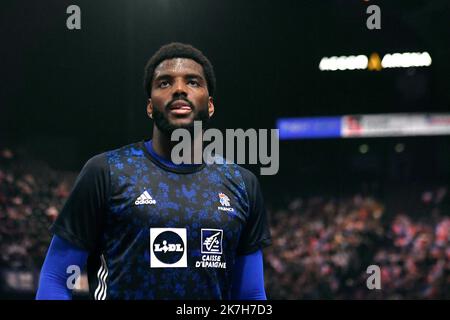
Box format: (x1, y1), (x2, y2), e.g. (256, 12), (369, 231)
(319, 52), (432, 71)
(278, 114), (450, 140)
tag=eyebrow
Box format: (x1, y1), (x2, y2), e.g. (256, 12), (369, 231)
(153, 73), (205, 82)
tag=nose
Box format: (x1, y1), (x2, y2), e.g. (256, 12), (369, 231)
(172, 78), (188, 97)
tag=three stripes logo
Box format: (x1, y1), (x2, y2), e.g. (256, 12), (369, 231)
(135, 190), (156, 205)
(94, 255), (108, 300)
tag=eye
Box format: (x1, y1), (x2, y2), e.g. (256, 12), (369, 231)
(159, 80), (170, 88)
(187, 79), (199, 86)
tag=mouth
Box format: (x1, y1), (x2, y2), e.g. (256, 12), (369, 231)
(169, 100), (192, 115)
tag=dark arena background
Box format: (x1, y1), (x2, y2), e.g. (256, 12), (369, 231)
(1, 0), (449, 300)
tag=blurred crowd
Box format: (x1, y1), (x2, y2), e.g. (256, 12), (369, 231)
(0, 148), (75, 276)
(1, 147), (449, 299)
(265, 191), (450, 299)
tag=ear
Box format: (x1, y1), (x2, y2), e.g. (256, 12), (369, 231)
(208, 97), (215, 118)
(147, 99), (153, 119)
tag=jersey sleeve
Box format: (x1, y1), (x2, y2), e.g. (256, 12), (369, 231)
(50, 153), (110, 252)
(236, 167), (272, 255)
(231, 249), (267, 300)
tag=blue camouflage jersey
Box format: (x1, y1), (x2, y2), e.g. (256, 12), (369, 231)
(51, 139), (271, 300)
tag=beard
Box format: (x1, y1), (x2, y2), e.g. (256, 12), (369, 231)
(152, 98), (210, 136)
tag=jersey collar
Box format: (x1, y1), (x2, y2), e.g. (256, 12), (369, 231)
(141, 139), (206, 174)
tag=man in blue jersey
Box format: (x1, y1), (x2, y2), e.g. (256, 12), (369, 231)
(36, 42), (272, 300)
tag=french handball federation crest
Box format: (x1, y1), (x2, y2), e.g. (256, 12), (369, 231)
(218, 193), (230, 207)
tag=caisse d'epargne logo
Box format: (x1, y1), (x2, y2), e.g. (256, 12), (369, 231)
(196, 229), (226, 269)
(201, 229), (223, 254)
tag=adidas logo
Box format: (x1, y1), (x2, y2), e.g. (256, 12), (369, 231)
(135, 191), (156, 205)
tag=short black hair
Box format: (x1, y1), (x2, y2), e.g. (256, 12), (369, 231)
(143, 42), (216, 98)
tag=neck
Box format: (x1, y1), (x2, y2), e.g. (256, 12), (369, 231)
(152, 127), (204, 164)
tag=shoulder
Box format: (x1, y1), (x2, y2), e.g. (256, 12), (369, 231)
(105, 141), (145, 158)
(88, 141), (146, 169)
(84, 152), (108, 169)
(231, 164), (262, 199)
(81, 141), (143, 173)
(233, 165), (261, 195)
(234, 165), (258, 185)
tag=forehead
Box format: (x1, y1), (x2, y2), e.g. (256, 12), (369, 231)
(154, 58), (205, 78)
